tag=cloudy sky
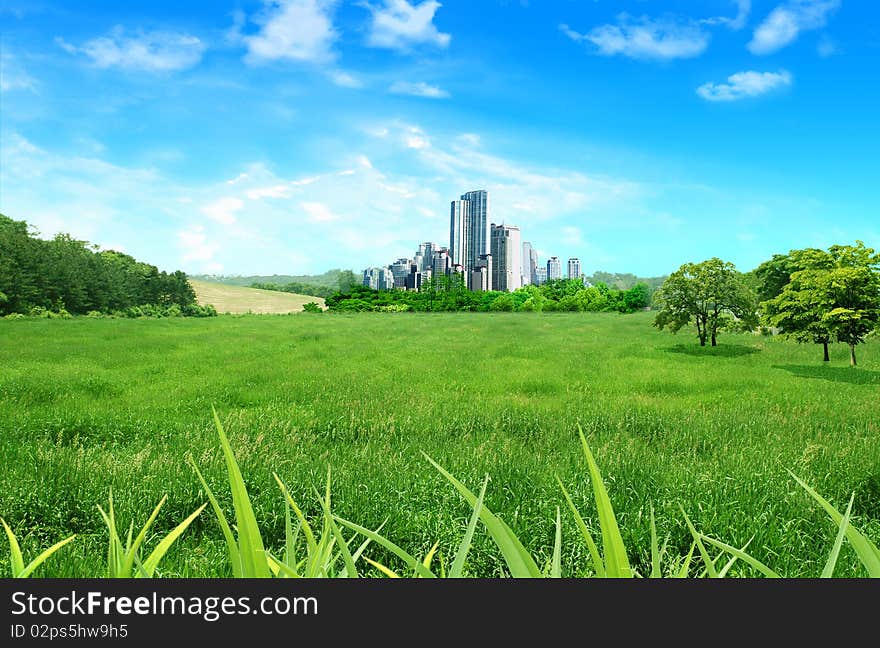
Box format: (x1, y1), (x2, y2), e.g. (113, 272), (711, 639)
(1, 0), (877, 276)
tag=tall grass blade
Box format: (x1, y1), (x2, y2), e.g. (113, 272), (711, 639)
(1, 518), (25, 577)
(551, 507), (562, 578)
(449, 475), (488, 578)
(649, 507), (661, 579)
(139, 503), (207, 577)
(334, 516), (436, 578)
(576, 426), (632, 578)
(789, 472), (880, 577)
(698, 535), (781, 578)
(557, 477), (604, 577)
(364, 557), (400, 579)
(123, 496), (167, 577)
(681, 508), (719, 578)
(423, 453), (542, 578)
(821, 494), (854, 579)
(212, 406), (269, 578)
(191, 460), (241, 577)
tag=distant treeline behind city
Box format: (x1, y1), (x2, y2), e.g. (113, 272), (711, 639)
(0, 214), (216, 318)
(193, 270), (668, 304)
(326, 275), (655, 313)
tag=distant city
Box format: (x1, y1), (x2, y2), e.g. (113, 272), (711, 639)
(362, 189), (590, 293)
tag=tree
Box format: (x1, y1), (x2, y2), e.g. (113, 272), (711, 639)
(653, 258), (757, 346)
(763, 242), (880, 365)
(762, 248), (836, 361)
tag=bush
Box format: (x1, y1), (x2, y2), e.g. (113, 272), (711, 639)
(3, 312), (26, 320)
(489, 294), (515, 312)
(86, 311), (104, 319)
(302, 302), (323, 313)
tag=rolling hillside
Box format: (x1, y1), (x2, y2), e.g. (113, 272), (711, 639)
(189, 280), (325, 314)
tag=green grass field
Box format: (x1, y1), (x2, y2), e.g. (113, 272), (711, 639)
(1, 312), (878, 577)
(190, 279), (325, 314)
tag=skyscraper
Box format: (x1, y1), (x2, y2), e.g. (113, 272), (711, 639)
(449, 200), (470, 269)
(490, 223), (522, 293)
(547, 256), (562, 281)
(535, 267), (547, 285)
(461, 190), (490, 275)
(469, 254), (492, 292)
(567, 257), (581, 280)
(522, 241), (538, 286)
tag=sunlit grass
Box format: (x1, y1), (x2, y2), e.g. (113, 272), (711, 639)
(0, 312), (878, 576)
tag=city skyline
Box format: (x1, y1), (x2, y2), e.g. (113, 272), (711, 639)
(362, 188), (587, 293)
(1, 1), (877, 278)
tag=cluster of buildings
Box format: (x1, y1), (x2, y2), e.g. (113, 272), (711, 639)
(362, 189), (588, 293)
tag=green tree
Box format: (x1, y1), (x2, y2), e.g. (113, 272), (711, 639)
(653, 258), (757, 347)
(763, 243), (880, 365)
(762, 248), (836, 361)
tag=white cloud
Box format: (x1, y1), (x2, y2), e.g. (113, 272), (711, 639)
(178, 225), (217, 263)
(697, 69), (792, 102)
(247, 185), (292, 200)
(561, 14), (710, 60)
(0, 53), (38, 93)
(748, 0), (840, 55)
(328, 69), (364, 88)
(364, 0), (451, 51)
(301, 201), (339, 222)
(701, 0), (751, 30)
(56, 27), (206, 72)
(242, 0), (338, 64)
(389, 80), (449, 98)
(201, 197), (244, 224)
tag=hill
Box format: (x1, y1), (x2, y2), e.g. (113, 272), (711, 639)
(190, 280), (324, 314)
(190, 269), (353, 289)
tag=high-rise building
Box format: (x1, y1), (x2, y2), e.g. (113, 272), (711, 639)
(363, 267), (395, 290)
(419, 242), (438, 272)
(522, 241), (538, 286)
(535, 267), (547, 285)
(390, 258), (412, 289)
(431, 248), (452, 278)
(469, 254), (492, 292)
(490, 224), (522, 293)
(461, 190), (490, 275)
(449, 200), (470, 269)
(567, 257), (581, 280)
(547, 256), (562, 281)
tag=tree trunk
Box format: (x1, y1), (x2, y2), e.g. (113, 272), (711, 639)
(823, 341), (829, 362)
(711, 331), (717, 347)
(850, 344), (857, 367)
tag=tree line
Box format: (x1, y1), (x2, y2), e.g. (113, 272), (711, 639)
(326, 275), (653, 313)
(0, 214), (214, 318)
(652, 242), (880, 365)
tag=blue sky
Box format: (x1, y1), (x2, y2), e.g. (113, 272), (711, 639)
(1, 0), (877, 277)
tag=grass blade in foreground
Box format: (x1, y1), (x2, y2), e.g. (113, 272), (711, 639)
(422, 452), (543, 578)
(821, 494), (854, 578)
(211, 406), (270, 578)
(448, 475), (489, 578)
(1, 518), (76, 578)
(789, 472), (880, 577)
(578, 426), (632, 577)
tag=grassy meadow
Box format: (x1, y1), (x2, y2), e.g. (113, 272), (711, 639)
(190, 279), (325, 314)
(1, 312), (878, 577)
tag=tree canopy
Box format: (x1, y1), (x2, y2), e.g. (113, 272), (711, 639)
(653, 258), (757, 346)
(0, 214), (210, 317)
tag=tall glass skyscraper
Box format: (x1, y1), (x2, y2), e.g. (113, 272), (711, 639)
(547, 256), (562, 281)
(567, 257), (581, 280)
(491, 224), (522, 292)
(461, 190), (490, 274)
(449, 199), (470, 269)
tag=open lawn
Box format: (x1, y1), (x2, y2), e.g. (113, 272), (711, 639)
(190, 279), (325, 314)
(1, 312), (878, 577)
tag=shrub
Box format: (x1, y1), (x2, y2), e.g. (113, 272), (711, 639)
(302, 302), (323, 313)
